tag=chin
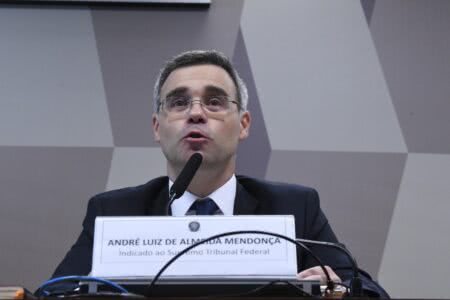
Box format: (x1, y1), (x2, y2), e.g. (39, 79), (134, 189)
(176, 151), (203, 164)
(185, 149), (205, 157)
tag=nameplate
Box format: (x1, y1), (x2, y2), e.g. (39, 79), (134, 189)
(92, 216), (297, 278)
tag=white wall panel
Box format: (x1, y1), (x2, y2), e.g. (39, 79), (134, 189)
(379, 153), (450, 298)
(241, 0), (406, 152)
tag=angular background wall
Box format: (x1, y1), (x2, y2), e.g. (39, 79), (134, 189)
(1, 1), (449, 297)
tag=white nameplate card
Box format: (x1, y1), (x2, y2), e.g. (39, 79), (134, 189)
(92, 215), (297, 278)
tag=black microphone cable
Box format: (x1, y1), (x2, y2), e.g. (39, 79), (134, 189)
(296, 238), (362, 297)
(145, 230), (335, 297)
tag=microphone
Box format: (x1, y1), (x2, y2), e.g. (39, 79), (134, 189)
(296, 238), (362, 297)
(165, 153), (203, 215)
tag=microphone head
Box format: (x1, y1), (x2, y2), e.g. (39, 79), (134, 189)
(169, 153), (203, 200)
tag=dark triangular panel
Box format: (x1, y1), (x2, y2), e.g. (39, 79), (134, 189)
(266, 150), (407, 277)
(369, 1), (450, 154)
(233, 29), (271, 179)
(360, 0), (376, 25)
(91, 1), (244, 146)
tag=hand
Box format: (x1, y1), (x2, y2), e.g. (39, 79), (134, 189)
(297, 265), (341, 284)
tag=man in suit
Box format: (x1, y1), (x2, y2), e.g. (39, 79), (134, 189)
(53, 50), (388, 297)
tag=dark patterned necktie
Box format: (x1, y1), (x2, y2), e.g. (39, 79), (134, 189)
(190, 197), (220, 215)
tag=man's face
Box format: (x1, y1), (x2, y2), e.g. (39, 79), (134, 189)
(152, 64), (251, 170)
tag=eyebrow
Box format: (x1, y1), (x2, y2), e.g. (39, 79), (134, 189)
(164, 85), (230, 99)
(164, 87), (189, 99)
(203, 85), (229, 97)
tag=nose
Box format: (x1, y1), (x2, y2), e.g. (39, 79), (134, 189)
(187, 99), (207, 123)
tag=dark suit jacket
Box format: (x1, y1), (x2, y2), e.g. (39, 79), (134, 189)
(53, 175), (388, 297)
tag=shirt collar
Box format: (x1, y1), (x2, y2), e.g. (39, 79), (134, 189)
(169, 175), (236, 216)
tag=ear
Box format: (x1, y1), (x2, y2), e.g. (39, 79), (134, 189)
(239, 111), (251, 140)
(152, 113), (161, 142)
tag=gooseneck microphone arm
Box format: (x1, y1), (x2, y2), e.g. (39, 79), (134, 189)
(296, 238), (362, 297)
(165, 153), (203, 215)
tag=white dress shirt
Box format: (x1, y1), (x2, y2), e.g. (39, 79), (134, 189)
(169, 175), (237, 216)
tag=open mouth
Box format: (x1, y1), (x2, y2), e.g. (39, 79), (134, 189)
(185, 131), (208, 140)
(188, 133), (204, 138)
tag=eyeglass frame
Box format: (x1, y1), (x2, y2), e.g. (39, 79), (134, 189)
(158, 95), (242, 114)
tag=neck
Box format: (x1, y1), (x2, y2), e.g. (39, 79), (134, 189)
(168, 158), (235, 198)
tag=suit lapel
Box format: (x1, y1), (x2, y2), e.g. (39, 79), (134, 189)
(146, 176), (259, 215)
(144, 177), (169, 216)
(233, 181), (259, 215)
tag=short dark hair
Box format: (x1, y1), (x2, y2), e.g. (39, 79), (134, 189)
(153, 50), (248, 113)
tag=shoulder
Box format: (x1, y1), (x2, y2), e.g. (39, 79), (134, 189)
(236, 175), (321, 215)
(87, 176), (168, 214)
(92, 176), (168, 202)
(236, 175), (318, 199)
(236, 176), (328, 239)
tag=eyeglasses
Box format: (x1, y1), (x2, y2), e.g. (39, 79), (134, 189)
(160, 95), (240, 114)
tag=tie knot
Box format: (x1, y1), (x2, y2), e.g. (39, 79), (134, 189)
(191, 197), (219, 215)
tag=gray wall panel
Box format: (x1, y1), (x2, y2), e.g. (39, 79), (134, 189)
(1, 0), (449, 297)
(106, 147), (166, 190)
(370, 0), (450, 154)
(0, 146), (113, 289)
(0, 7), (113, 147)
